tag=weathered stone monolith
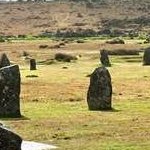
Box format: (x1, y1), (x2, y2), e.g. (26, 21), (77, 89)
(0, 65), (21, 117)
(143, 47), (150, 65)
(30, 59), (36, 70)
(87, 67), (112, 110)
(0, 126), (22, 150)
(0, 53), (10, 68)
(100, 49), (111, 67)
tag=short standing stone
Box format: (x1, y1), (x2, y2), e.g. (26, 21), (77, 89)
(143, 47), (150, 65)
(0, 53), (10, 68)
(87, 67), (112, 110)
(30, 59), (36, 70)
(100, 49), (111, 67)
(0, 126), (22, 150)
(0, 65), (21, 117)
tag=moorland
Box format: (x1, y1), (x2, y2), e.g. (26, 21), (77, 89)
(0, 0), (150, 150)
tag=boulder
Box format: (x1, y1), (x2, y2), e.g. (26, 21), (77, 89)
(0, 53), (10, 68)
(0, 65), (21, 117)
(0, 126), (22, 150)
(55, 53), (77, 62)
(100, 49), (111, 67)
(106, 38), (125, 44)
(87, 67), (112, 110)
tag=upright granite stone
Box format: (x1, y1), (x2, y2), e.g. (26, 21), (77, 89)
(0, 126), (22, 150)
(30, 59), (36, 70)
(0, 65), (21, 117)
(87, 67), (112, 110)
(100, 49), (111, 67)
(143, 47), (150, 65)
(0, 53), (10, 68)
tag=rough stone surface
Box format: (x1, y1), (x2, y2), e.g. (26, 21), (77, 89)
(0, 53), (10, 68)
(143, 48), (150, 65)
(87, 67), (112, 110)
(0, 65), (21, 117)
(100, 49), (111, 67)
(30, 59), (36, 70)
(0, 126), (22, 150)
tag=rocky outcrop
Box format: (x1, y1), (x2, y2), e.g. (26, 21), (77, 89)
(0, 53), (10, 68)
(30, 59), (37, 70)
(0, 65), (21, 117)
(100, 49), (111, 67)
(87, 67), (112, 110)
(0, 126), (22, 150)
(143, 47), (150, 65)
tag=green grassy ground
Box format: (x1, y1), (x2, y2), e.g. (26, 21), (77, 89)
(0, 39), (150, 150)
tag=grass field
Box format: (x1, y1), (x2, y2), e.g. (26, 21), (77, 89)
(0, 39), (150, 150)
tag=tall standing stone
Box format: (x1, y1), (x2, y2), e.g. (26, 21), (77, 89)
(143, 47), (150, 65)
(0, 53), (10, 68)
(87, 67), (112, 110)
(30, 59), (36, 70)
(0, 65), (21, 117)
(100, 49), (111, 67)
(0, 126), (22, 150)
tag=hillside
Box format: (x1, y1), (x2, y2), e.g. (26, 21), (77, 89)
(0, 0), (150, 37)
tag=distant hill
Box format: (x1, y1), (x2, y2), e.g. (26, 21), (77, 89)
(0, 0), (150, 37)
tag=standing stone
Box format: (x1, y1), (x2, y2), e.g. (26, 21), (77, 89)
(0, 65), (21, 117)
(100, 49), (111, 67)
(0, 126), (22, 150)
(87, 67), (112, 110)
(30, 59), (36, 70)
(143, 47), (150, 65)
(0, 53), (10, 68)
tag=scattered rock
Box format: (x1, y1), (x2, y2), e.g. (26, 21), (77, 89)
(0, 65), (21, 117)
(22, 51), (29, 57)
(77, 13), (83, 18)
(0, 126), (22, 150)
(59, 42), (65, 46)
(63, 136), (71, 140)
(55, 53), (77, 62)
(62, 66), (68, 69)
(78, 54), (82, 57)
(87, 67), (112, 110)
(76, 40), (85, 43)
(39, 45), (49, 49)
(49, 45), (60, 49)
(32, 99), (39, 102)
(106, 38), (125, 44)
(100, 49), (111, 67)
(0, 53), (10, 68)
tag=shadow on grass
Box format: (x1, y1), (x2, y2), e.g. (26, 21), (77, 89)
(0, 115), (30, 121)
(89, 108), (121, 112)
